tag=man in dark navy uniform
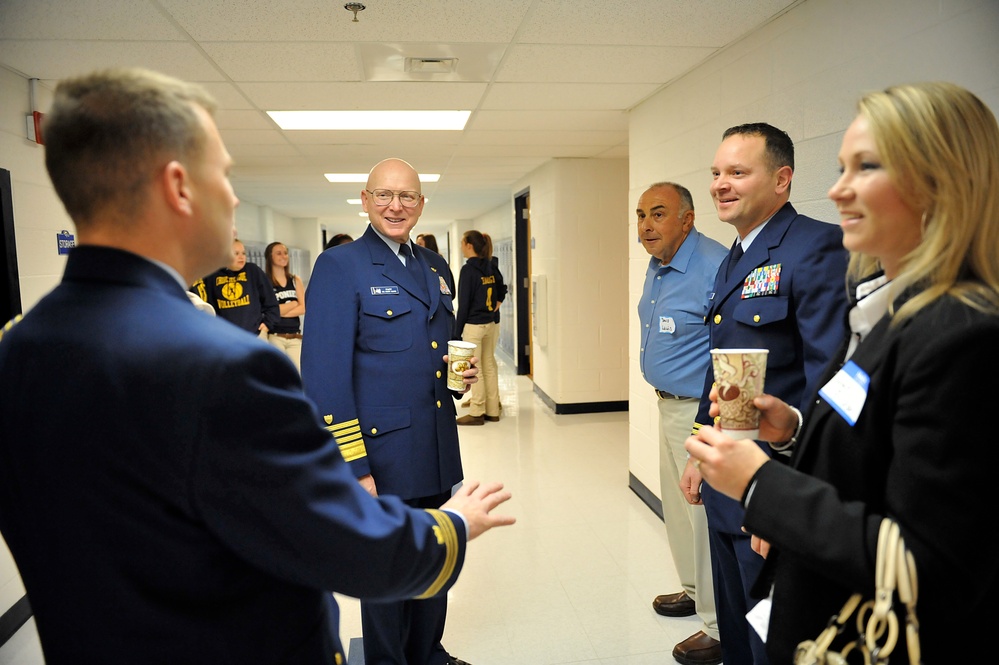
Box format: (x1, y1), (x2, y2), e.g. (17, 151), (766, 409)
(302, 158), (476, 665)
(681, 123), (848, 665)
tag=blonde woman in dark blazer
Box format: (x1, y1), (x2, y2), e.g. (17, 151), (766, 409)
(687, 82), (999, 664)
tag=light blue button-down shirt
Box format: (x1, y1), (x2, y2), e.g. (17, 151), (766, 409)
(638, 229), (727, 398)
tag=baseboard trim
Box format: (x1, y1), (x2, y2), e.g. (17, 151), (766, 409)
(532, 384), (628, 415)
(0, 594), (31, 648)
(628, 472), (664, 521)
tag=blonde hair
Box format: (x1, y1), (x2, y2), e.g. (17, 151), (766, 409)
(849, 82), (999, 320)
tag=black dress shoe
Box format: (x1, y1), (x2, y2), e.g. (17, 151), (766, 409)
(652, 590), (696, 617)
(672, 630), (721, 665)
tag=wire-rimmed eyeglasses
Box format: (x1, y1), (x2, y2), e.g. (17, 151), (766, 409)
(365, 189), (422, 208)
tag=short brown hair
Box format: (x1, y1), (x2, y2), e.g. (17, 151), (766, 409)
(44, 68), (217, 225)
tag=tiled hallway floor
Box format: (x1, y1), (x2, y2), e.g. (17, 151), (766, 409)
(2, 354), (693, 664)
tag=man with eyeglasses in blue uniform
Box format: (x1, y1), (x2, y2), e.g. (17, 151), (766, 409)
(302, 158), (475, 665)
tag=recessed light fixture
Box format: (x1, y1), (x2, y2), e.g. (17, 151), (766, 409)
(325, 173), (440, 183)
(269, 110), (470, 131)
(346, 198), (362, 205)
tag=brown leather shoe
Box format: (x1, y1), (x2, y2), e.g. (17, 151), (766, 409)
(652, 590), (696, 617)
(672, 631), (721, 665)
(484, 415), (500, 422)
(456, 415), (485, 426)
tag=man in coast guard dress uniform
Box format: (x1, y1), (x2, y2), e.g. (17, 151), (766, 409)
(681, 123), (848, 665)
(302, 158), (473, 665)
(0, 69), (514, 665)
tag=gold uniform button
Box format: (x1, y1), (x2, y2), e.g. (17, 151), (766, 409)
(436, 370), (442, 378)
(386, 309), (393, 316)
(714, 314), (722, 324)
(436, 400), (442, 408)
(753, 314), (761, 322)
(431, 341), (438, 349)
(370, 428), (378, 435)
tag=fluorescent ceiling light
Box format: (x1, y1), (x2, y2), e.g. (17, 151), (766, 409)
(269, 110), (470, 131)
(346, 198), (362, 205)
(325, 173), (440, 183)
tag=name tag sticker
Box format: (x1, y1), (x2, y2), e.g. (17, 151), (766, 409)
(818, 360), (870, 426)
(371, 286), (400, 295)
(659, 316), (676, 334)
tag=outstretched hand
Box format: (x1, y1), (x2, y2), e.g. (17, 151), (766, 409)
(442, 480), (516, 540)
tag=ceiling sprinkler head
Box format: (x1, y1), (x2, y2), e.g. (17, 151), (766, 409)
(344, 2), (365, 22)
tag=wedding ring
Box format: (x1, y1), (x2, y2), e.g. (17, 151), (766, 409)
(692, 459), (701, 470)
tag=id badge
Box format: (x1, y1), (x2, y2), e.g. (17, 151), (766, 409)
(818, 360), (870, 426)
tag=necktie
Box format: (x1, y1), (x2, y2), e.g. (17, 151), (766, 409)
(726, 242), (744, 281)
(399, 244), (427, 297)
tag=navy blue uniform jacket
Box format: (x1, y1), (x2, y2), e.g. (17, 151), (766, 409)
(301, 226), (462, 501)
(696, 203), (848, 534)
(0, 246), (466, 665)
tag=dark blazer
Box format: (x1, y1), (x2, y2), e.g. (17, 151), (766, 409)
(301, 225), (462, 501)
(696, 202), (849, 534)
(0, 246), (466, 665)
(744, 294), (999, 664)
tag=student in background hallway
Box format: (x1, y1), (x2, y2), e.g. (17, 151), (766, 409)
(301, 158), (477, 665)
(325, 232), (353, 250)
(688, 81), (999, 665)
(455, 230), (502, 426)
(636, 182), (727, 665)
(416, 232), (440, 254)
(265, 240), (305, 371)
(418, 232), (455, 299)
(0, 67), (513, 665)
(192, 237), (279, 338)
(461, 233), (505, 412)
(682, 123), (848, 665)
(481, 233), (507, 316)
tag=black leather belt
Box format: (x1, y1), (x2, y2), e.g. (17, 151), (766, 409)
(655, 389), (684, 400)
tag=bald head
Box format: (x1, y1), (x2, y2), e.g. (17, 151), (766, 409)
(361, 157), (425, 243)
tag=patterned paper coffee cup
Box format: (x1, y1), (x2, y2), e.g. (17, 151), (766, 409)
(446, 341), (476, 391)
(710, 348), (769, 439)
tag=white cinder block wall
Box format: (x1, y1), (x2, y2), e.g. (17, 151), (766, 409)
(627, 0), (999, 502)
(507, 157), (629, 407)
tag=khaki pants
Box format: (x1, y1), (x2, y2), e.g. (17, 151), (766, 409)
(657, 395), (718, 640)
(267, 334), (302, 373)
(461, 322), (499, 417)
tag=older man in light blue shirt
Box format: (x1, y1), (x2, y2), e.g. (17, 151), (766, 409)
(637, 182), (727, 665)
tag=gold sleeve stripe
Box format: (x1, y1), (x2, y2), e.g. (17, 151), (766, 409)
(691, 421), (705, 436)
(330, 419), (360, 434)
(337, 439), (367, 462)
(335, 431), (363, 444)
(0, 314), (22, 343)
(414, 509), (459, 599)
